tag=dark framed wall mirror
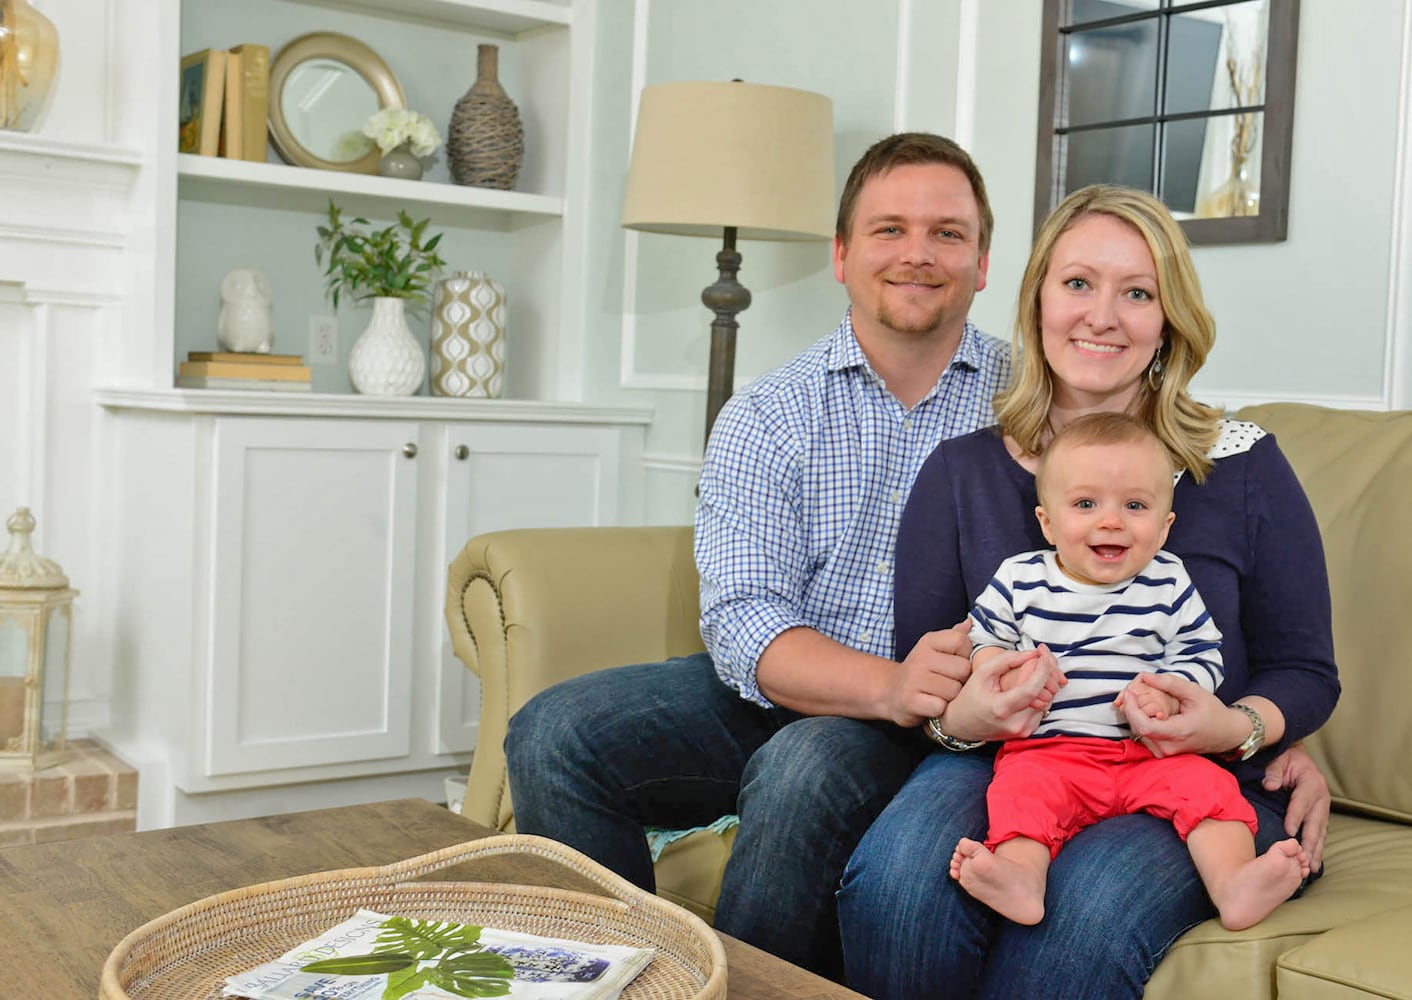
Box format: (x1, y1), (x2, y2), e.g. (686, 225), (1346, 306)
(1034, 0), (1299, 244)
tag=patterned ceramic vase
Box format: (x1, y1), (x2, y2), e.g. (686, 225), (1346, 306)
(349, 297), (425, 396)
(430, 271), (505, 398)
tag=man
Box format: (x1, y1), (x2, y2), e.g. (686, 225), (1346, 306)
(505, 133), (1011, 978)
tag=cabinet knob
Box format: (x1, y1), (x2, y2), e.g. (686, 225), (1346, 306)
(402, 443), (418, 458)
(454, 445), (469, 460)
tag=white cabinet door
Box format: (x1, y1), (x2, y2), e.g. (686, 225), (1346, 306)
(433, 421), (631, 751)
(202, 417), (421, 777)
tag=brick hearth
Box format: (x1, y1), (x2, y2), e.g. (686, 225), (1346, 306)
(0, 740), (137, 846)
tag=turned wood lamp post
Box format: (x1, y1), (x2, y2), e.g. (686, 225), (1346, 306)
(0, 507), (76, 770)
(620, 80), (835, 448)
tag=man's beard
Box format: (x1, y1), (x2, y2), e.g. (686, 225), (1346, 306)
(878, 294), (948, 335)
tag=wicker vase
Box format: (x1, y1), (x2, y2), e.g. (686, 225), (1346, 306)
(431, 271), (505, 398)
(446, 44), (523, 190)
(0, 0), (61, 132)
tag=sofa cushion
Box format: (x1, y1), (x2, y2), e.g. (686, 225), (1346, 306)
(1275, 902), (1412, 1000)
(1145, 812), (1412, 1000)
(1236, 404), (1412, 822)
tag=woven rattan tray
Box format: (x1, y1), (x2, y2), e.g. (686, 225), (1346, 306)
(99, 833), (727, 1000)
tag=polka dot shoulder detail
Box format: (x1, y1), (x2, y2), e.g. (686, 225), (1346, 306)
(1207, 418), (1268, 460)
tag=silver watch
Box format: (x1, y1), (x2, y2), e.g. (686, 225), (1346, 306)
(923, 715), (985, 751)
(1228, 703), (1266, 762)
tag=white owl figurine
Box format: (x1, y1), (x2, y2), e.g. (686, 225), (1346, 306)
(216, 268), (274, 354)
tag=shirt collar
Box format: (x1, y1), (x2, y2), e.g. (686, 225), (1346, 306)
(827, 307), (986, 375)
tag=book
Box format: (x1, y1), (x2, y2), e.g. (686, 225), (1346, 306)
(221, 47), (244, 160)
(180, 360), (312, 381)
(178, 48), (227, 156)
(177, 376), (313, 392)
(188, 351), (304, 365)
(221, 908), (655, 1000)
(229, 43), (270, 162)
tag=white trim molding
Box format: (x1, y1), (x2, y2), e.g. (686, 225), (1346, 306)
(1387, 0), (1412, 409)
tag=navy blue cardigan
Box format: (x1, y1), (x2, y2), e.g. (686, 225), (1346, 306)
(894, 424), (1341, 815)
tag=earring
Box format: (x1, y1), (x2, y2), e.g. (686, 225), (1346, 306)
(1146, 351), (1165, 392)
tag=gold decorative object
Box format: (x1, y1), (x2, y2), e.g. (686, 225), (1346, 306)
(0, 507), (77, 770)
(0, 0), (60, 132)
(446, 44), (524, 190)
(1198, 25), (1264, 220)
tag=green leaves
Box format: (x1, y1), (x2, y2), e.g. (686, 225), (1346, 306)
(314, 198), (447, 309)
(299, 914), (514, 999)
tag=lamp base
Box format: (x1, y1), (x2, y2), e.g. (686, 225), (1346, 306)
(701, 226), (751, 448)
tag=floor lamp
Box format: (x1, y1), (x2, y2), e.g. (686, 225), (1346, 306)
(620, 80), (835, 448)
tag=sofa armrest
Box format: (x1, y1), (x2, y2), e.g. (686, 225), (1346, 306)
(444, 526), (703, 830)
(1275, 902), (1412, 999)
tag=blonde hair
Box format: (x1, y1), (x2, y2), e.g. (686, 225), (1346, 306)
(993, 185), (1223, 482)
(1034, 412), (1175, 510)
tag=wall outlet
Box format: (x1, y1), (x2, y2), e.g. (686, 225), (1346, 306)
(309, 314), (338, 365)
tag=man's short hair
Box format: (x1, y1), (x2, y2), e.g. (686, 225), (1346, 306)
(835, 132), (993, 252)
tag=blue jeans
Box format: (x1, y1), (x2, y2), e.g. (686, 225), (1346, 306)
(838, 750), (1295, 1000)
(505, 652), (928, 979)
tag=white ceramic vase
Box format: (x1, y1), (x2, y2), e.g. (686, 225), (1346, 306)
(430, 270), (506, 397)
(349, 297), (425, 396)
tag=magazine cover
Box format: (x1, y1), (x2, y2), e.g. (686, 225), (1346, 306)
(222, 909), (655, 1000)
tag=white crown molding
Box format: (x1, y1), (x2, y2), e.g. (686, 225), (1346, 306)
(0, 132), (143, 168)
(0, 222), (128, 250)
(641, 451), (702, 475)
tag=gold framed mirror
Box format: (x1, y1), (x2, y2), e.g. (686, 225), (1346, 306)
(268, 32), (406, 174)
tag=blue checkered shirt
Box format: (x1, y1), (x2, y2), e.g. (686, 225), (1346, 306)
(695, 308), (1013, 706)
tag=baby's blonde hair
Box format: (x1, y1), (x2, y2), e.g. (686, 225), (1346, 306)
(1034, 412), (1175, 512)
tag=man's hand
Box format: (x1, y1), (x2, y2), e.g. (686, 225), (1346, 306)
(890, 620), (974, 727)
(1263, 742), (1331, 872)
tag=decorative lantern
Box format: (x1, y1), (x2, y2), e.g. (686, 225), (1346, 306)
(0, 507), (76, 769)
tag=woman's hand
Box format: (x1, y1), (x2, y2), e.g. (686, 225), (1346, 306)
(941, 644), (1065, 742)
(1118, 672), (1244, 757)
(1263, 742), (1331, 872)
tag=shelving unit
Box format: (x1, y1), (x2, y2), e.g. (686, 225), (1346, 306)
(276, 0), (572, 36)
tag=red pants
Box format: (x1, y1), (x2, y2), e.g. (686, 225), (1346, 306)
(984, 736), (1259, 859)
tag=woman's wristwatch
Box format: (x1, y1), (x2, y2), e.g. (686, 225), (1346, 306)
(924, 715), (985, 751)
(1226, 702), (1266, 761)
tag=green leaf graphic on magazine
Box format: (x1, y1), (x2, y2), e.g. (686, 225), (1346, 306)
(300, 915), (513, 998)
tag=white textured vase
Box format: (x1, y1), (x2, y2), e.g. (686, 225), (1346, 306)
(349, 297), (425, 396)
(430, 270), (506, 397)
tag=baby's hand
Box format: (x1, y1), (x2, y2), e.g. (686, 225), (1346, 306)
(1117, 675), (1179, 720)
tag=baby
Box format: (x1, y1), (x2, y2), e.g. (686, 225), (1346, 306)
(950, 411), (1310, 931)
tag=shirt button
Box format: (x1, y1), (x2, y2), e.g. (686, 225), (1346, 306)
(890, 490), (902, 504)
(859, 631), (872, 643)
(903, 419), (914, 431)
(875, 561), (889, 574)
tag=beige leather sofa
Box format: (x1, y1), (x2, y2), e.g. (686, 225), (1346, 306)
(445, 403), (1412, 999)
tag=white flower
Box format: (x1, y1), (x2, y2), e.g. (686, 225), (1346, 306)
(362, 108), (443, 158)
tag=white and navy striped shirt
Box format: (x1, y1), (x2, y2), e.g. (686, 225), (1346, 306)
(969, 549), (1224, 739)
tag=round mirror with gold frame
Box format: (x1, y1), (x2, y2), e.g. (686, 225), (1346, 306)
(268, 32), (406, 174)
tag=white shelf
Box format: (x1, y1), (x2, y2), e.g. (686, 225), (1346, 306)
(96, 387), (653, 424)
(276, 0), (571, 35)
(177, 153), (563, 221)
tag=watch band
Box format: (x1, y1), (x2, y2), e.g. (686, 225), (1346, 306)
(1228, 702), (1266, 762)
(923, 715), (985, 751)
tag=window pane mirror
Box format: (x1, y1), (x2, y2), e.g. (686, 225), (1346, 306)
(268, 31), (406, 174)
(1035, 0), (1299, 244)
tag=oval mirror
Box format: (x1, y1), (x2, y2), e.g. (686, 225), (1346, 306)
(268, 32), (405, 174)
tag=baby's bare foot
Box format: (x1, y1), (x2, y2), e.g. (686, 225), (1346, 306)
(1212, 839), (1310, 931)
(950, 837), (1046, 925)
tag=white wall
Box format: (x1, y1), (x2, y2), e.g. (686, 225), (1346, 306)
(600, 0), (1412, 525)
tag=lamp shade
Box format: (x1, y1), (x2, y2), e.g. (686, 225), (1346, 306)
(621, 80), (835, 241)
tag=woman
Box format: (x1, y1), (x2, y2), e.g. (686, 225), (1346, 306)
(837, 185), (1341, 999)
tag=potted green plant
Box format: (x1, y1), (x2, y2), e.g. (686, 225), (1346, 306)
(314, 200), (447, 396)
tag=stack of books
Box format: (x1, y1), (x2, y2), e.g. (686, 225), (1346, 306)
(177, 43), (270, 161)
(177, 352), (312, 392)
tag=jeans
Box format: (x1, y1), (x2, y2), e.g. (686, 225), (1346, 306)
(505, 652), (928, 979)
(838, 749), (1295, 1000)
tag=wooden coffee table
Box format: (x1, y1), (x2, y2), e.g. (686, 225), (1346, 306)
(0, 796), (864, 999)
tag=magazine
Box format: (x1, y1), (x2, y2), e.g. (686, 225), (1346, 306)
(222, 909), (655, 1000)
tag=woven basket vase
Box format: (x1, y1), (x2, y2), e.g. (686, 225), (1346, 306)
(447, 43), (524, 190)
